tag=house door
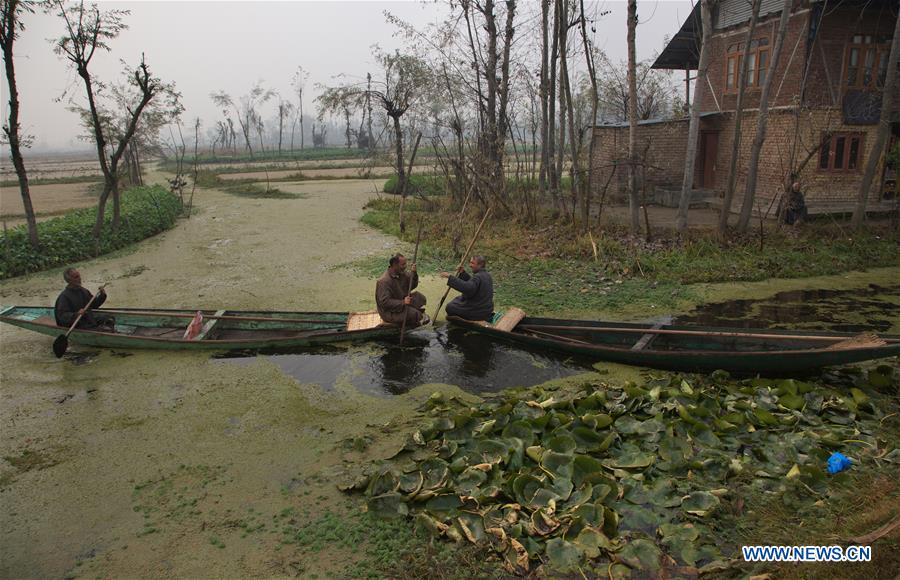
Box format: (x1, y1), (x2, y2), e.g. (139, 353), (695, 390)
(697, 131), (719, 189)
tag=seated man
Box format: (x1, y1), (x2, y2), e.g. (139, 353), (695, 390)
(54, 267), (114, 330)
(440, 255), (493, 321)
(784, 181), (808, 226)
(375, 253), (429, 326)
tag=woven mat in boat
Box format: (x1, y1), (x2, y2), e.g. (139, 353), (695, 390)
(346, 310), (389, 331)
(824, 332), (887, 350)
(493, 307), (526, 332)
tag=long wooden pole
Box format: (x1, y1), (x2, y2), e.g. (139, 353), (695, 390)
(432, 207), (492, 322)
(399, 220), (424, 345)
(517, 324), (899, 344)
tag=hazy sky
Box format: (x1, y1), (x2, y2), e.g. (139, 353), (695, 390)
(2, 0), (695, 152)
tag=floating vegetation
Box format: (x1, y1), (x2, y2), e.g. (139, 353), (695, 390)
(341, 365), (900, 575)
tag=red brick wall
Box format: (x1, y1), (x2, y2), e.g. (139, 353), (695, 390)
(592, 110), (884, 209)
(591, 121), (691, 201)
(701, 7), (811, 113)
(701, 2), (899, 115)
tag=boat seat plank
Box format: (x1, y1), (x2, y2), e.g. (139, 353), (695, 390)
(631, 321), (665, 351)
(196, 310), (226, 340)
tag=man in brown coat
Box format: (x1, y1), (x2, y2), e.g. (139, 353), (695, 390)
(375, 253), (429, 326)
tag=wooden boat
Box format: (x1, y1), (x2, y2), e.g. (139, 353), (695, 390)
(0, 306), (400, 351)
(448, 312), (900, 374)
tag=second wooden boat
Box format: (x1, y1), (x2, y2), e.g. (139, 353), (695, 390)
(447, 311), (900, 374)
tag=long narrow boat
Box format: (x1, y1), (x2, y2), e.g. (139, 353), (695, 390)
(0, 306), (399, 351)
(448, 314), (900, 374)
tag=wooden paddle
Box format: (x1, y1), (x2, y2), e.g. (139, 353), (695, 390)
(53, 284), (107, 358)
(432, 207), (492, 323)
(399, 219), (424, 345)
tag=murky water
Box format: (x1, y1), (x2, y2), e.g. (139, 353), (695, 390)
(217, 325), (597, 396)
(675, 284), (900, 333)
(215, 284), (900, 395)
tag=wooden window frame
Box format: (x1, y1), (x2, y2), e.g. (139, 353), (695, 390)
(843, 34), (892, 90)
(818, 132), (865, 173)
(723, 39), (770, 94)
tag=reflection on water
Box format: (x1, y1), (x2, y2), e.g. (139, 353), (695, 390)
(217, 326), (596, 396)
(673, 284), (900, 333)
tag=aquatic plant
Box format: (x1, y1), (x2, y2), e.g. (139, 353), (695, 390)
(341, 365), (899, 575)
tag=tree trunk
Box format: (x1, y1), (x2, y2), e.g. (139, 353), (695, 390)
(392, 114), (407, 233)
(1, 0), (39, 249)
(548, 0), (560, 203)
(539, 0), (550, 198)
(851, 14), (900, 229)
(579, 0), (598, 229)
(737, 0), (792, 232)
(626, 0), (641, 234)
(675, 0), (713, 232)
(718, 0), (760, 235)
(299, 88), (305, 150)
(559, 0), (580, 226)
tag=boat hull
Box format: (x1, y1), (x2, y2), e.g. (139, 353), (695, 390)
(448, 316), (900, 374)
(0, 306), (400, 351)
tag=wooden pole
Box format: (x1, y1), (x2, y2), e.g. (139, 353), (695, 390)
(432, 207), (492, 322)
(399, 219), (424, 345)
(96, 309), (349, 326)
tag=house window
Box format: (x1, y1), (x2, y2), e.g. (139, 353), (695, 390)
(819, 133), (864, 172)
(845, 34), (892, 89)
(724, 38), (769, 92)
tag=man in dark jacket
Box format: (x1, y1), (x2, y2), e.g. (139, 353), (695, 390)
(440, 255), (493, 321)
(375, 254), (429, 326)
(54, 267), (114, 330)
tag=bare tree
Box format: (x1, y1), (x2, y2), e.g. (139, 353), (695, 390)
(626, 0), (640, 234)
(719, 0), (761, 235)
(596, 55), (677, 122)
(851, 14), (900, 229)
(292, 66), (309, 151)
(276, 97), (293, 154)
(736, 0), (791, 232)
(316, 85), (358, 149)
(675, 0), (713, 232)
(210, 82), (274, 157)
(0, 0), (38, 248)
(52, 1), (174, 239)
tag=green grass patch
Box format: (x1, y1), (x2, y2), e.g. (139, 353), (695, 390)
(191, 170), (303, 199)
(358, 197), (900, 315)
(291, 509), (496, 578)
(0, 175), (102, 187)
(382, 174), (445, 196)
(0, 185), (182, 279)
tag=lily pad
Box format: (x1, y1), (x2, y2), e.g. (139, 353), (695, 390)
(545, 537), (584, 572)
(681, 491), (720, 517)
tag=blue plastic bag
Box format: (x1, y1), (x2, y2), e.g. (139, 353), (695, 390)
(826, 452), (852, 474)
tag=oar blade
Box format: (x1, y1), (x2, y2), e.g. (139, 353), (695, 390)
(52, 334), (68, 358)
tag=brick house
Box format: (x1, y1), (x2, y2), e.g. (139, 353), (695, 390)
(592, 0), (899, 216)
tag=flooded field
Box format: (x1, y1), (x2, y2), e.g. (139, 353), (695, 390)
(1, 170), (898, 577)
(0, 181), (99, 226)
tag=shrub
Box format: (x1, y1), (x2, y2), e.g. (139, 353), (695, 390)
(0, 185), (182, 279)
(383, 174), (445, 196)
